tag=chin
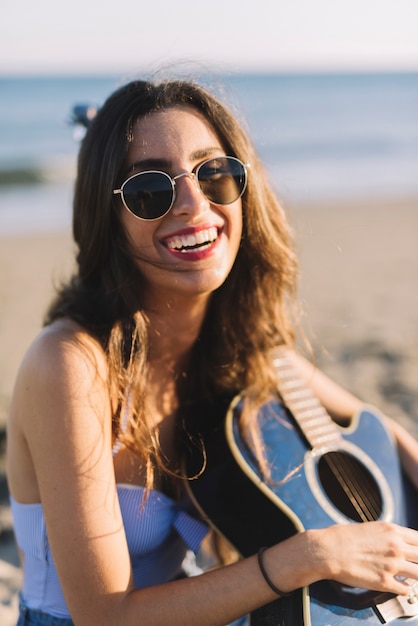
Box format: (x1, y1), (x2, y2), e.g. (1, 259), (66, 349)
(173, 268), (231, 298)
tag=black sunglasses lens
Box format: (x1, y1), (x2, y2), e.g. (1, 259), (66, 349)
(122, 172), (173, 219)
(198, 157), (247, 205)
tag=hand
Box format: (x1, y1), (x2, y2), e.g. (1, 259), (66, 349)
(311, 521), (418, 596)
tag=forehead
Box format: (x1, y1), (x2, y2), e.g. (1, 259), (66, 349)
(127, 106), (224, 164)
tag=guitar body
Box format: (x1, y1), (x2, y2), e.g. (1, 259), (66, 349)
(186, 395), (418, 625)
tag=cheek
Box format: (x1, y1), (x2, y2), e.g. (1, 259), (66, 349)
(120, 210), (157, 257)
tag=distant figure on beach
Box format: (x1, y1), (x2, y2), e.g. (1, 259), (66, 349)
(6, 78), (418, 625)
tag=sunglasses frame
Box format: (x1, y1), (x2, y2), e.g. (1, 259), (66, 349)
(113, 156), (249, 221)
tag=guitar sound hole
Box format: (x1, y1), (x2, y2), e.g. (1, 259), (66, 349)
(318, 451), (383, 522)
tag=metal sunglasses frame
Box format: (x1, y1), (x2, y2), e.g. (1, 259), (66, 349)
(112, 155), (249, 221)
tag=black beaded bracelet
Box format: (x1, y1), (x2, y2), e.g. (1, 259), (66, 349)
(257, 547), (293, 597)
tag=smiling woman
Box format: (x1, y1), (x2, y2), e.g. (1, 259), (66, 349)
(6, 78), (418, 626)
(117, 107), (244, 300)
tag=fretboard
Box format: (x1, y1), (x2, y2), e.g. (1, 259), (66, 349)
(273, 349), (341, 449)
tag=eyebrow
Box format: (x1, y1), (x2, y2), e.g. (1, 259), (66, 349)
(125, 147), (225, 177)
(127, 158), (170, 175)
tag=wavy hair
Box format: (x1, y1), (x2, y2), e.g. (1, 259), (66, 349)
(46, 78), (300, 487)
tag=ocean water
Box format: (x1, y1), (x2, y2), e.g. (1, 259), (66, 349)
(0, 72), (417, 234)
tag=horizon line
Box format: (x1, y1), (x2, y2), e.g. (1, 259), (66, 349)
(1, 65), (418, 79)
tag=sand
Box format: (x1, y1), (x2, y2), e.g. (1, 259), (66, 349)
(291, 196), (418, 432)
(0, 194), (417, 623)
(0, 229), (75, 623)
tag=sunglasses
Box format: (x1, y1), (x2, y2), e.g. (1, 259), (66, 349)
(113, 156), (249, 221)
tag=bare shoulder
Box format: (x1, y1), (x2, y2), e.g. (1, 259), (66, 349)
(19, 317), (107, 382)
(10, 317), (110, 429)
(7, 318), (112, 502)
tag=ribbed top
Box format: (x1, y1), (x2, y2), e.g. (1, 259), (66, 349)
(11, 485), (208, 618)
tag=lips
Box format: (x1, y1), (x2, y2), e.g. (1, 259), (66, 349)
(164, 226), (219, 253)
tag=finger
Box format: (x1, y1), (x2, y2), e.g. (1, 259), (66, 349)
(400, 526), (418, 546)
(389, 576), (418, 597)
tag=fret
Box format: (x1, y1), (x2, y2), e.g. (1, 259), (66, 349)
(299, 422), (341, 445)
(284, 388), (314, 401)
(287, 398), (322, 411)
(292, 407), (327, 420)
(297, 415), (333, 428)
(299, 414), (325, 424)
(291, 412), (331, 425)
(277, 378), (303, 390)
(307, 431), (341, 446)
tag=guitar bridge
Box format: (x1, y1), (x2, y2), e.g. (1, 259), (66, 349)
(375, 582), (418, 622)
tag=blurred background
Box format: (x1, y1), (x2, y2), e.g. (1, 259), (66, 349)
(0, 1), (417, 621)
(1, 0), (418, 232)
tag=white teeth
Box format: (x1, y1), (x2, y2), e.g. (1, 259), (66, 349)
(166, 227), (218, 251)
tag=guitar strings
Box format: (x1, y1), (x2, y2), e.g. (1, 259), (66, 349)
(320, 452), (382, 522)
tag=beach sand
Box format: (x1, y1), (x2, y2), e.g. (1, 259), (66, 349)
(0, 194), (417, 623)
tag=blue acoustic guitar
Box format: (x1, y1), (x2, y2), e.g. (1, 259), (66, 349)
(186, 353), (418, 625)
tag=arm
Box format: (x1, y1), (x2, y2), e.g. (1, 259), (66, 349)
(385, 419), (418, 491)
(7, 329), (418, 626)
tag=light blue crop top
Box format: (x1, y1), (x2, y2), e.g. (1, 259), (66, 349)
(10, 485), (209, 619)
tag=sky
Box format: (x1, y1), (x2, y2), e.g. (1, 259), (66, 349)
(1, 0), (418, 75)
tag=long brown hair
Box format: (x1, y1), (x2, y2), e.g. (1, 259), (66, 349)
(46, 78), (300, 487)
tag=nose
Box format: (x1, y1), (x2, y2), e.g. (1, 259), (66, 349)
(170, 172), (209, 216)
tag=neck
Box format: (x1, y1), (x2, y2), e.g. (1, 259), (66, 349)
(144, 291), (210, 368)
(143, 293), (210, 436)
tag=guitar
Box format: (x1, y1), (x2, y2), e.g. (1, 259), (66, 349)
(186, 354), (418, 625)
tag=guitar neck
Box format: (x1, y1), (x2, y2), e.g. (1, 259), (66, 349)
(273, 350), (342, 449)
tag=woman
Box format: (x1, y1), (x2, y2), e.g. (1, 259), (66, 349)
(6, 78), (418, 626)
